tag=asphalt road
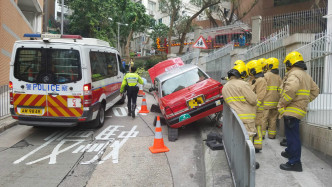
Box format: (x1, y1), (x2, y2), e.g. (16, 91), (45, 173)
(0, 93), (232, 187)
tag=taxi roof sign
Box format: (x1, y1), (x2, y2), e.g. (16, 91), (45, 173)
(193, 36), (208, 49)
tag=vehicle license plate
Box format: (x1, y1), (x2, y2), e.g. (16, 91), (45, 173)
(187, 96), (204, 109)
(20, 108), (43, 115)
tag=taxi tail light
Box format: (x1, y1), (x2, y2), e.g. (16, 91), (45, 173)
(171, 103), (187, 113)
(9, 81), (13, 105)
(165, 106), (173, 116)
(83, 83), (92, 107)
(205, 85), (222, 100)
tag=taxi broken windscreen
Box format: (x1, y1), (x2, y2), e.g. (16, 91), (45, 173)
(161, 68), (208, 97)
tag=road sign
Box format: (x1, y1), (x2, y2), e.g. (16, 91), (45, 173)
(193, 36), (208, 49)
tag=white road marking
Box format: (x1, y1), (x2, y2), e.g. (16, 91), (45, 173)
(13, 130), (69, 164)
(95, 125), (122, 141)
(26, 139), (84, 165)
(80, 141), (111, 165)
(98, 126), (138, 164)
(72, 145), (85, 154)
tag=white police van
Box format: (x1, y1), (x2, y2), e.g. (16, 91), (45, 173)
(9, 34), (126, 128)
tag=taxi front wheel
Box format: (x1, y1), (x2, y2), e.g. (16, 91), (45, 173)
(168, 126), (178, 142)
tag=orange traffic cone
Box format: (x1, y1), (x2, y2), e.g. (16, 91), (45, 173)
(139, 94), (149, 113)
(149, 116), (169, 153)
(138, 84), (144, 97)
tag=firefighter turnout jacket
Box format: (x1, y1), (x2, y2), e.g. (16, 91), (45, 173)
(264, 70), (282, 109)
(223, 76), (257, 123)
(278, 67), (319, 119)
(120, 72), (144, 93)
(251, 75), (267, 112)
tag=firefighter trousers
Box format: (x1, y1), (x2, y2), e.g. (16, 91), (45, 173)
(262, 108), (279, 139)
(254, 112), (264, 150)
(244, 121), (256, 142)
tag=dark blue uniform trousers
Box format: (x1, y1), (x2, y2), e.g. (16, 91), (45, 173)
(284, 116), (301, 164)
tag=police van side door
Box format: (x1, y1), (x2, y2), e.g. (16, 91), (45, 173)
(45, 44), (84, 118)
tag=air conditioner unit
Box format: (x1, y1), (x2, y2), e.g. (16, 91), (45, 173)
(149, 10), (154, 16)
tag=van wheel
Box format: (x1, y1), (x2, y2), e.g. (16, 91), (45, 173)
(90, 105), (105, 128)
(168, 126), (178, 142)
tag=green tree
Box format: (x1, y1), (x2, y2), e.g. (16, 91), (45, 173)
(67, 0), (117, 46)
(159, 0), (182, 54)
(178, 0), (221, 54)
(121, 1), (152, 61)
(65, 0), (151, 59)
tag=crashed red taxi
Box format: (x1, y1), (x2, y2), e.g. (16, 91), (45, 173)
(148, 58), (223, 141)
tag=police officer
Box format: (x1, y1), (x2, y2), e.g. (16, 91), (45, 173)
(120, 66), (144, 118)
(247, 60), (267, 152)
(222, 63), (260, 169)
(262, 57), (282, 139)
(278, 51), (319, 172)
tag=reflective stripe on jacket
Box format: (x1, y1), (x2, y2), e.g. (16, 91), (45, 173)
(264, 71), (282, 109)
(222, 76), (257, 123)
(277, 67), (319, 119)
(251, 76), (267, 113)
(120, 73), (144, 93)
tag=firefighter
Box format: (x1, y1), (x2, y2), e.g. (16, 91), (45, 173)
(247, 60), (267, 152)
(222, 63), (260, 169)
(278, 51), (319, 172)
(262, 57), (282, 139)
(258, 58), (268, 73)
(221, 60), (246, 80)
(120, 66), (144, 118)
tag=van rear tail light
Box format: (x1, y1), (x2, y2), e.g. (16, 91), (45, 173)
(9, 81), (13, 105)
(83, 83), (92, 107)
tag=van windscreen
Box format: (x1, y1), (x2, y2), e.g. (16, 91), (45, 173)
(14, 48), (81, 84)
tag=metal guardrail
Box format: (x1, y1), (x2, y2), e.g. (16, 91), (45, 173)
(261, 8), (327, 39)
(223, 103), (256, 187)
(296, 32), (332, 127)
(0, 84), (10, 118)
(179, 50), (200, 65)
(204, 43), (234, 83)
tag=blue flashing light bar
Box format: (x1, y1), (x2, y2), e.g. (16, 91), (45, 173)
(23, 33), (82, 39)
(23, 33), (41, 38)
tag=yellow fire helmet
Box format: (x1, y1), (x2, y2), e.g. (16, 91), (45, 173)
(284, 51), (304, 67)
(247, 60), (262, 75)
(234, 60), (245, 67)
(257, 58), (268, 73)
(233, 63), (247, 79)
(266, 57), (279, 70)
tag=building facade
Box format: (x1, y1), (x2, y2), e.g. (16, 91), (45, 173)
(0, 0), (43, 85)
